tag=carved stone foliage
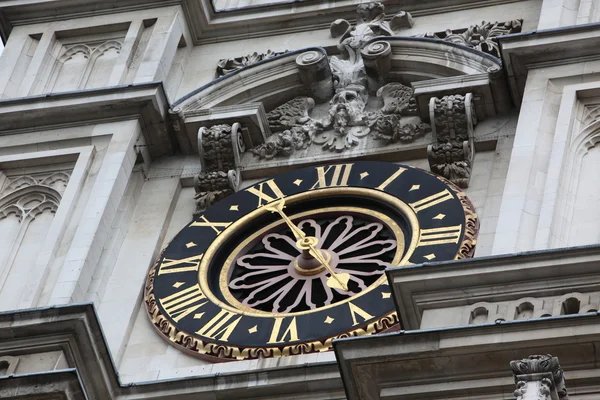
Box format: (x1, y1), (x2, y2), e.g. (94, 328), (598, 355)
(511, 355), (569, 400)
(216, 50), (288, 77)
(194, 123), (243, 216)
(253, 81), (431, 158)
(330, 2), (413, 51)
(427, 94), (476, 188)
(423, 20), (523, 58)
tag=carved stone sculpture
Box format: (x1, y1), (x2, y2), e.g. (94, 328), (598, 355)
(427, 94), (476, 188)
(216, 50), (287, 77)
(511, 355), (569, 400)
(423, 20), (523, 58)
(194, 123), (243, 216)
(330, 2), (413, 52)
(266, 97), (315, 133)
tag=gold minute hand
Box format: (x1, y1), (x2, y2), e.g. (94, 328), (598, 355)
(263, 199), (306, 241)
(263, 198), (350, 291)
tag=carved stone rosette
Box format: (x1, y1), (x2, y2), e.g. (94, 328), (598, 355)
(194, 123), (243, 216)
(510, 355), (569, 400)
(427, 93), (476, 188)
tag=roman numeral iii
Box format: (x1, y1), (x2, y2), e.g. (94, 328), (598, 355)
(417, 225), (463, 246)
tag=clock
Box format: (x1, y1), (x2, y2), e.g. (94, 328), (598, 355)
(144, 161), (478, 361)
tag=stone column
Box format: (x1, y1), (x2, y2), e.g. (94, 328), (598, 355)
(510, 355), (569, 400)
(296, 50), (334, 103)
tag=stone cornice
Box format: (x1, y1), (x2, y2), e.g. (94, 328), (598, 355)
(334, 313), (600, 400)
(0, 82), (173, 159)
(497, 22), (600, 105)
(0, 303), (344, 400)
(386, 244), (600, 330)
(0, 0), (527, 45)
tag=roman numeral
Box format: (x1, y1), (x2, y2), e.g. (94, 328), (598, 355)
(158, 254), (203, 275)
(246, 179), (285, 208)
(376, 167), (407, 191)
(189, 215), (231, 234)
(311, 164), (353, 189)
(409, 189), (454, 213)
(267, 317), (300, 344)
(195, 309), (243, 342)
(348, 302), (374, 326)
(159, 284), (207, 323)
(417, 225), (463, 246)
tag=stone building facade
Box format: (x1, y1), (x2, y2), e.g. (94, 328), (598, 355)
(0, 0), (599, 399)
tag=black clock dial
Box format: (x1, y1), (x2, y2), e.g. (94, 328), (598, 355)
(144, 161), (478, 361)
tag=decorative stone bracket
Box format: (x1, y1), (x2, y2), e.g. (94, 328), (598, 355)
(194, 123), (245, 216)
(511, 355), (569, 400)
(427, 93), (476, 188)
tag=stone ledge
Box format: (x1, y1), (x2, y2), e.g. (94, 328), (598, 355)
(334, 312), (600, 400)
(0, 303), (345, 400)
(0, 82), (171, 159)
(0, 0), (527, 45)
(386, 244), (600, 330)
(498, 22), (600, 105)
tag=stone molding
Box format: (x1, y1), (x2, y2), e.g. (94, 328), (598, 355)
(334, 313), (599, 400)
(0, 303), (343, 400)
(0, 0), (524, 45)
(511, 355), (569, 400)
(0, 82), (171, 159)
(386, 244), (600, 330)
(497, 23), (600, 105)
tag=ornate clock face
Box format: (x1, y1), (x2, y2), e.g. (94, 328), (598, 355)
(144, 161), (478, 361)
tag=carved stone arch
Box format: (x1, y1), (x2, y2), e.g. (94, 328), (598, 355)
(1, 175), (37, 195)
(81, 40), (123, 89)
(0, 185), (61, 298)
(174, 39), (501, 114)
(0, 185), (61, 220)
(39, 171), (71, 193)
(59, 44), (92, 63)
(550, 115), (600, 247)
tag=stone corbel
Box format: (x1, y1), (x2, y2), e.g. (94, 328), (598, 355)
(510, 355), (569, 400)
(193, 123), (244, 216)
(427, 93), (476, 188)
(296, 50), (334, 103)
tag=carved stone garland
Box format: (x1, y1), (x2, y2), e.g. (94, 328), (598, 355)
(427, 94), (476, 189)
(193, 123), (244, 216)
(511, 355), (569, 400)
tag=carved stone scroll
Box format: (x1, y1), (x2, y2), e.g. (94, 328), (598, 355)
(511, 355), (569, 400)
(194, 123), (243, 216)
(296, 51), (334, 103)
(427, 93), (476, 188)
(361, 41), (392, 94)
(216, 50), (288, 77)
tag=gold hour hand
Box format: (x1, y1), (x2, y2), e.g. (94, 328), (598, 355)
(264, 199), (349, 291)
